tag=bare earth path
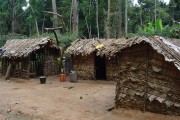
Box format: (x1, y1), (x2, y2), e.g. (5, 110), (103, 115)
(0, 76), (179, 120)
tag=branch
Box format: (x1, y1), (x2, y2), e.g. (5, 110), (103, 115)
(44, 11), (63, 18)
(14, 10), (25, 19)
(172, 19), (180, 24)
(44, 26), (63, 31)
(13, 0), (18, 8)
(44, 11), (66, 29)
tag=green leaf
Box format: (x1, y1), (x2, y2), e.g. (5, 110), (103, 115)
(155, 18), (163, 32)
(147, 22), (154, 33)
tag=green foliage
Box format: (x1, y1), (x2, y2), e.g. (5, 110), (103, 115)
(58, 33), (78, 47)
(169, 24), (180, 39)
(136, 22), (155, 36)
(38, 32), (78, 47)
(161, 25), (171, 36)
(155, 18), (163, 32)
(137, 18), (164, 36)
(146, 22), (154, 33)
(136, 17), (180, 39)
(0, 0), (179, 40)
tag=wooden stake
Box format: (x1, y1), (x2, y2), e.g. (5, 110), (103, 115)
(5, 62), (12, 80)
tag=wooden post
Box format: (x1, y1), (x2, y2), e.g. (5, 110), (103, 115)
(27, 56), (30, 79)
(1, 59), (4, 75)
(5, 62), (12, 80)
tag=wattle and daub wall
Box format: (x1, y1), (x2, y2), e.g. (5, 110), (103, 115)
(72, 54), (95, 80)
(72, 53), (119, 80)
(115, 43), (180, 115)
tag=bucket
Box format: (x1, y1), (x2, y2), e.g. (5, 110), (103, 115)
(69, 70), (77, 83)
(60, 73), (66, 82)
(39, 76), (46, 84)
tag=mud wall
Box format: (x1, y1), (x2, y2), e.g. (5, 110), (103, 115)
(106, 56), (119, 81)
(72, 54), (95, 80)
(115, 43), (180, 115)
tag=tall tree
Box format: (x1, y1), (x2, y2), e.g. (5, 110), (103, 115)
(155, 0), (157, 29)
(52, 0), (60, 34)
(169, 0), (180, 23)
(0, 0), (26, 33)
(29, 1), (39, 36)
(117, 0), (122, 38)
(125, 0), (128, 38)
(72, 0), (78, 35)
(105, 0), (111, 38)
(96, 0), (99, 38)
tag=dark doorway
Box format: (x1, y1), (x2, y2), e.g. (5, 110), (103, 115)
(95, 54), (107, 80)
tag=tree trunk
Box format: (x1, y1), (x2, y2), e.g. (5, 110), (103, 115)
(117, 0), (122, 38)
(70, 0), (73, 33)
(96, 0), (99, 38)
(125, 0), (128, 38)
(30, 6), (39, 36)
(52, 0), (60, 35)
(89, 0), (92, 38)
(85, 17), (90, 38)
(72, 0), (78, 35)
(105, 0), (110, 39)
(42, 18), (45, 34)
(155, 0), (156, 29)
(35, 18), (39, 36)
(140, 5), (143, 28)
(11, 6), (15, 34)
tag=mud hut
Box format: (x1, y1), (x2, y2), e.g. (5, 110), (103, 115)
(111, 36), (180, 115)
(67, 36), (180, 115)
(67, 38), (125, 80)
(1, 38), (60, 79)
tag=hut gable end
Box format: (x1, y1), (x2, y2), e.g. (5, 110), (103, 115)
(109, 36), (180, 70)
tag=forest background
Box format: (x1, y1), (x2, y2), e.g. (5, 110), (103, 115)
(0, 0), (179, 47)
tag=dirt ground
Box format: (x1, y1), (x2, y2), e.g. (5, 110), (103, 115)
(0, 76), (179, 120)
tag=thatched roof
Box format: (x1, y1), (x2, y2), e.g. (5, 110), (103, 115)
(67, 36), (180, 70)
(1, 37), (60, 58)
(67, 38), (125, 55)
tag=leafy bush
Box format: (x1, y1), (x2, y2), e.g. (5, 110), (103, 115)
(135, 18), (179, 39)
(58, 33), (78, 47)
(169, 24), (180, 39)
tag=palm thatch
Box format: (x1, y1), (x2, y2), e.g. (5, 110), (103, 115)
(1, 37), (59, 58)
(67, 38), (125, 56)
(67, 36), (180, 70)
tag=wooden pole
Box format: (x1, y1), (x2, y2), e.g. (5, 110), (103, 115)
(5, 62), (12, 80)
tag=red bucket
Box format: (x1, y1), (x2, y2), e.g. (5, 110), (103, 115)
(60, 74), (66, 82)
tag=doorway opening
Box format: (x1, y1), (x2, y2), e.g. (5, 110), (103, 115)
(94, 54), (107, 80)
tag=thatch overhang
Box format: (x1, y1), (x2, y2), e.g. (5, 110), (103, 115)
(67, 36), (180, 70)
(110, 36), (180, 70)
(1, 37), (60, 59)
(66, 38), (125, 56)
